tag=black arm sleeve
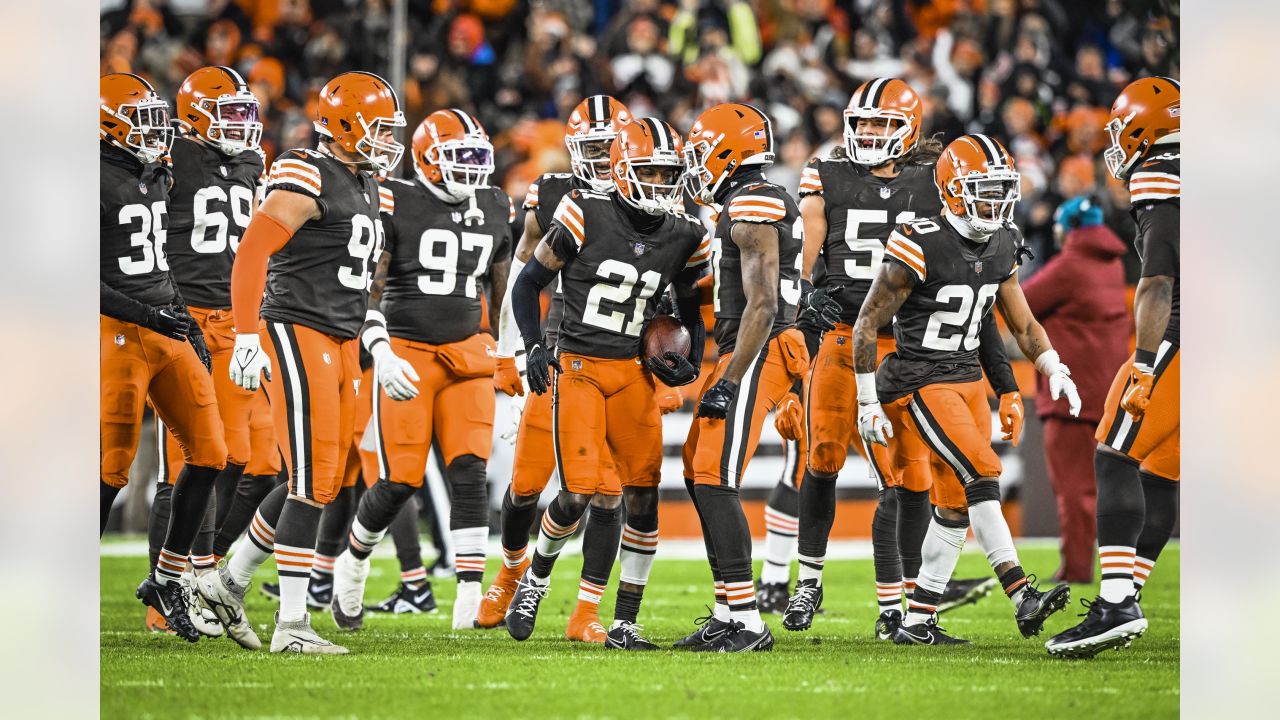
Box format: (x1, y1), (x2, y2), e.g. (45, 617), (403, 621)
(978, 320), (1018, 396)
(101, 281), (151, 326)
(673, 280), (706, 368)
(512, 254), (559, 351)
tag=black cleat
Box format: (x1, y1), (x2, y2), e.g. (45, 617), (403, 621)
(137, 577), (199, 643)
(260, 576), (331, 610)
(605, 621), (659, 651)
(875, 609), (902, 641)
(755, 582), (790, 614)
(782, 579), (823, 631)
(1015, 576), (1071, 638)
(368, 582), (438, 614)
(938, 577), (998, 613)
(892, 617), (970, 645)
(504, 574), (548, 641)
(673, 609), (733, 649)
(1045, 595), (1148, 659)
(692, 621), (775, 653)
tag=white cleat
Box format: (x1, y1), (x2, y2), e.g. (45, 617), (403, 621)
(331, 550), (370, 631)
(270, 612), (349, 654)
(453, 580), (483, 630)
(183, 570), (224, 638)
(195, 567), (259, 650)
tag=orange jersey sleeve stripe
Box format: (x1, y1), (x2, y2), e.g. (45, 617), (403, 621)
(268, 171), (322, 196)
(378, 186), (395, 214)
(886, 234), (926, 281)
(553, 198), (586, 245)
(523, 182), (540, 209)
(799, 167), (823, 194)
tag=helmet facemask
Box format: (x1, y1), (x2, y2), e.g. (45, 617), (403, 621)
(423, 138), (495, 201)
(682, 135), (727, 205)
(111, 98), (174, 164)
(194, 93), (263, 155)
(568, 132), (617, 193)
(353, 110), (407, 173)
(1103, 113), (1140, 180)
(843, 109), (911, 166)
(619, 151), (685, 215)
(953, 171), (1021, 234)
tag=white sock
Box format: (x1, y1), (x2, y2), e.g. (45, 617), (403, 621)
(906, 516), (968, 625)
(1133, 556), (1155, 590)
(968, 499), (1021, 607)
(619, 524), (658, 587)
(713, 580), (730, 621)
(1099, 545), (1137, 603)
(797, 554), (824, 584)
(452, 526), (488, 579)
(227, 512), (275, 588)
(275, 543), (314, 623)
(723, 580), (763, 631)
(731, 607), (764, 633)
(153, 548), (186, 586)
(761, 507), (797, 585)
(347, 517), (386, 558)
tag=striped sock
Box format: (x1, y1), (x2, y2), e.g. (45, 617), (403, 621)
(761, 506), (798, 586)
(401, 566), (428, 589)
(619, 524), (658, 587)
(530, 502), (580, 583)
(188, 552), (217, 572)
(502, 545), (526, 569)
(724, 580), (762, 632)
(348, 518), (385, 561)
(876, 581), (903, 615)
(154, 548), (186, 585)
(311, 553), (336, 581)
(453, 526), (487, 583)
(798, 553), (824, 584)
(903, 577), (918, 602)
(713, 580), (730, 621)
(998, 566), (1029, 606)
(578, 578), (606, 605)
(1099, 545), (1137, 603)
(1133, 556), (1155, 590)
(226, 510), (274, 588)
(907, 516), (967, 626)
(275, 543), (315, 623)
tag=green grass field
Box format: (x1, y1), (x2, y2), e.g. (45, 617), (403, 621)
(101, 543), (1178, 719)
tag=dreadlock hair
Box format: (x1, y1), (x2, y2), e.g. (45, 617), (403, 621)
(904, 133), (945, 166)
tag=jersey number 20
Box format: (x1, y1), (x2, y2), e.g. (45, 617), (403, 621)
(921, 284), (998, 352)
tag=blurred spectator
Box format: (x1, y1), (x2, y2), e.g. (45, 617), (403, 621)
(610, 15), (676, 115)
(1022, 196), (1131, 583)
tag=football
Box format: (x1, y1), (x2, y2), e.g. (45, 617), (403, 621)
(641, 314), (692, 366)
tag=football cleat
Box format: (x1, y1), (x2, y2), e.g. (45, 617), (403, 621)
(453, 581), (482, 630)
(505, 574), (549, 641)
(673, 610), (734, 649)
(605, 621), (659, 651)
(875, 609), (902, 641)
(755, 582), (790, 615)
(1045, 595), (1148, 659)
(136, 577), (199, 642)
(782, 579), (823, 631)
(938, 577), (998, 614)
(144, 605), (175, 635)
(1015, 576), (1071, 638)
(892, 617), (970, 645)
(194, 567), (259, 649)
(368, 582), (438, 614)
(270, 612), (349, 654)
(182, 572), (224, 638)
(477, 559), (530, 628)
(259, 575), (332, 609)
(692, 621), (774, 653)
(331, 551), (370, 631)
(565, 601), (607, 643)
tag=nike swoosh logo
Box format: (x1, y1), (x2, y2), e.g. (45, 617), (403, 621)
(413, 592), (432, 604)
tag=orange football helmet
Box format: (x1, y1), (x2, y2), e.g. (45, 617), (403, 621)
(612, 117), (685, 214)
(1104, 76), (1180, 179)
(935, 134), (1021, 234)
(412, 109), (495, 201)
(313, 71), (405, 172)
(684, 103), (775, 205)
(565, 95), (632, 192)
(100, 73), (173, 164)
(176, 66), (262, 155)
(843, 77), (922, 166)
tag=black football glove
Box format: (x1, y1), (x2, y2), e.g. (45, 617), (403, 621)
(188, 325), (212, 373)
(697, 379), (739, 419)
(799, 283), (844, 333)
(653, 292), (675, 317)
(143, 305), (192, 340)
(525, 343), (562, 395)
(647, 351), (699, 388)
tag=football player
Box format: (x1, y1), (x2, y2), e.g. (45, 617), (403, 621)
(1047, 77), (1180, 659)
(478, 96), (637, 640)
(99, 73), (230, 643)
(196, 71), (404, 654)
(674, 103), (809, 653)
(329, 108), (513, 631)
(854, 134), (1076, 645)
(781, 79), (1018, 636)
(143, 67), (279, 644)
(505, 118), (709, 649)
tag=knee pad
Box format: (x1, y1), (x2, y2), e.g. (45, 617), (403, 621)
(963, 480), (1001, 507)
(357, 478), (419, 529)
(809, 441), (848, 475)
(555, 491), (592, 519)
(447, 454), (488, 529)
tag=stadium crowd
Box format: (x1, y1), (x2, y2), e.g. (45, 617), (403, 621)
(101, 0), (1177, 280)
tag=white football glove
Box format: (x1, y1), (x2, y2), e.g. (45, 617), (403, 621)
(1036, 350), (1082, 418)
(857, 401), (894, 447)
(500, 353), (528, 446)
(371, 342), (420, 401)
(229, 333), (271, 391)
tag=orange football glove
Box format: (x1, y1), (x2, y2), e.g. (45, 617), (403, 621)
(493, 356), (524, 397)
(1120, 367), (1155, 418)
(998, 391), (1024, 447)
(773, 392), (805, 442)
(655, 385), (684, 415)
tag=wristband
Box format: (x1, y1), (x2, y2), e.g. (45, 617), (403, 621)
(1033, 349), (1061, 377)
(1134, 348), (1156, 372)
(361, 309), (390, 352)
(856, 372), (879, 405)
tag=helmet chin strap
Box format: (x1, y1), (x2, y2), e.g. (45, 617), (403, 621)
(944, 208), (994, 242)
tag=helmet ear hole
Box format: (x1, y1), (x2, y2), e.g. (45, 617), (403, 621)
(716, 148), (733, 160)
(340, 118), (352, 133)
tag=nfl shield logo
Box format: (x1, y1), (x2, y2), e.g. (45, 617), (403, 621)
(353, 378), (361, 396)
(879, 187), (891, 199)
(973, 261), (984, 274)
(115, 334), (126, 346)
(138, 182), (148, 195)
(571, 359), (582, 371)
(452, 212), (463, 223)
(322, 352), (332, 365)
(633, 242), (647, 257)
(836, 336), (846, 346)
(220, 166), (228, 177)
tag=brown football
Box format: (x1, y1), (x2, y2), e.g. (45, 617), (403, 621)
(641, 315), (692, 366)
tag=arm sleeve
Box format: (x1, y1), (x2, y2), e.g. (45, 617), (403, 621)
(674, 282), (707, 367)
(100, 281), (151, 326)
(978, 320), (1018, 396)
(230, 211), (294, 333)
(512, 255), (558, 350)
(496, 254), (527, 357)
(1135, 202), (1179, 278)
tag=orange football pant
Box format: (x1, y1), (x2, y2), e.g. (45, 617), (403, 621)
(805, 325), (897, 484)
(511, 369), (624, 497)
(1096, 345), (1180, 480)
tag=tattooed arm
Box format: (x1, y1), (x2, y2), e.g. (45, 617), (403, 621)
(994, 273), (1052, 363)
(852, 261), (916, 374)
